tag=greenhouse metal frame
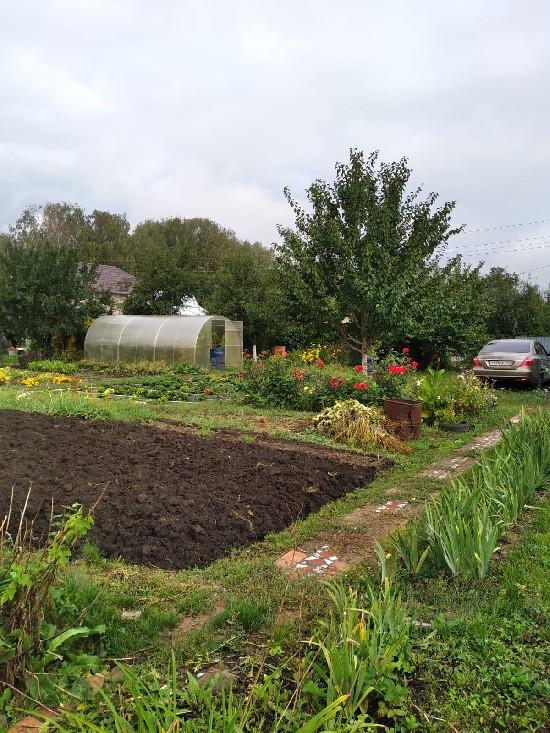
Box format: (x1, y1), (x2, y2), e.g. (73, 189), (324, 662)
(84, 315), (243, 368)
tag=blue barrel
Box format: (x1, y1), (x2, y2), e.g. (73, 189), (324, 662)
(210, 347), (225, 368)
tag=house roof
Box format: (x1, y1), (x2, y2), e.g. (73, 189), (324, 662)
(92, 264), (137, 297)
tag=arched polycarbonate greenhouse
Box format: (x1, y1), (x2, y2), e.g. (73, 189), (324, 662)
(84, 315), (243, 368)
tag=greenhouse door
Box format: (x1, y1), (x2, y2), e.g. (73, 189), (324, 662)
(210, 319), (226, 368)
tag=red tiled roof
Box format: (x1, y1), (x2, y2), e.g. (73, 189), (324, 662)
(92, 264), (136, 296)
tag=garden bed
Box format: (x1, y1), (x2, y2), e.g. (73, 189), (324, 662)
(0, 410), (387, 569)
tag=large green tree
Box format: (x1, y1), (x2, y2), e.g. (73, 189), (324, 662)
(124, 217), (242, 314)
(10, 203), (133, 270)
(123, 217), (283, 340)
(277, 149), (460, 362)
(0, 239), (111, 353)
(201, 242), (287, 351)
(400, 258), (491, 364)
(483, 267), (547, 337)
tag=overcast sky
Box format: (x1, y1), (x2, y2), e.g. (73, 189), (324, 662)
(1, 1), (549, 285)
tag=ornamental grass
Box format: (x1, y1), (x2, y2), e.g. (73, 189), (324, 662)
(392, 408), (550, 578)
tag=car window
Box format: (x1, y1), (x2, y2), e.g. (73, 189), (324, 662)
(535, 342), (548, 356)
(481, 340), (531, 353)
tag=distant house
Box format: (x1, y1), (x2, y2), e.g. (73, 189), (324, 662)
(91, 264), (136, 314)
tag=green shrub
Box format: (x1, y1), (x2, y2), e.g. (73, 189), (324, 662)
(410, 369), (497, 425)
(414, 367), (447, 424)
(240, 356), (303, 408)
(449, 370), (497, 419)
(27, 359), (79, 374)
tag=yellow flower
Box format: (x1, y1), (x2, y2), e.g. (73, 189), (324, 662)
(52, 374), (72, 384)
(0, 370), (10, 384)
(20, 377), (38, 387)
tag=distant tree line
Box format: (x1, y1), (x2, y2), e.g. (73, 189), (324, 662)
(1, 150), (549, 361)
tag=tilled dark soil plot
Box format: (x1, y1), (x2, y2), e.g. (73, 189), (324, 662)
(1, 410), (388, 569)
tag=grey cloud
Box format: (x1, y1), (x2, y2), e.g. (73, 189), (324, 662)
(1, 0), (549, 283)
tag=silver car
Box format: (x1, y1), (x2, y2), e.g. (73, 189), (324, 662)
(473, 339), (550, 388)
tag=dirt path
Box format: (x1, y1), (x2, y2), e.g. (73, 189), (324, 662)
(273, 420), (517, 577)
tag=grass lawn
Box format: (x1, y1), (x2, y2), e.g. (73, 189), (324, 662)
(399, 498), (550, 732)
(1, 379), (548, 729)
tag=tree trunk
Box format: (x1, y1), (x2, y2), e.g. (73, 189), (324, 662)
(360, 310), (368, 367)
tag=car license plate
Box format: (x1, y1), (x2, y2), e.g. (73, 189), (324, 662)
(487, 360), (513, 366)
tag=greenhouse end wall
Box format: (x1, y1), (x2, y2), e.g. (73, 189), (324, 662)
(84, 315), (243, 368)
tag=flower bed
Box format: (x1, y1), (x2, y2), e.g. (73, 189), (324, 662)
(239, 355), (383, 410)
(0, 367), (81, 389)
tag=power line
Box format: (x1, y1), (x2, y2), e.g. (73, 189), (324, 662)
(518, 262), (550, 276)
(447, 233), (550, 250)
(448, 241), (550, 257)
(462, 217), (550, 234)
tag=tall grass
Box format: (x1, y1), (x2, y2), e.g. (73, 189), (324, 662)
(393, 409), (550, 579)
(311, 579), (411, 726)
(49, 579), (411, 731)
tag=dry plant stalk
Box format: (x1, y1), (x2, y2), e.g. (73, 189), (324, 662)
(313, 400), (411, 454)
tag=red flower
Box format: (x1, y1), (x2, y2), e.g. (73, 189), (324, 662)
(411, 361), (418, 370)
(354, 364), (364, 373)
(203, 387), (212, 395)
(388, 365), (407, 375)
(353, 381), (367, 390)
(315, 359), (325, 368)
(402, 347), (410, 354)
(292, 368), (305, 381)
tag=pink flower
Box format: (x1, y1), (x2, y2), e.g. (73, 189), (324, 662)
(411, 361), (418, 370)
(402, 347), (410, 354)
(315, 359), (325, 368)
